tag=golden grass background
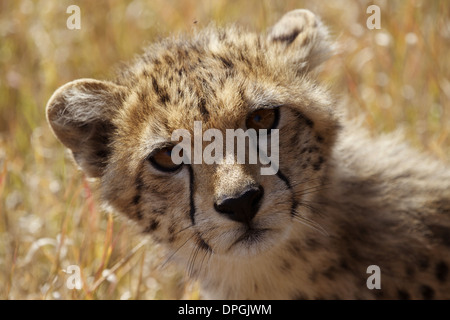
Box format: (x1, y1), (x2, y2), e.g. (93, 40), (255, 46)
(1, 0), (449, 299)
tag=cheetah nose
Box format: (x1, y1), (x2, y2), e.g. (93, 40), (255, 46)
(214, 185), (264, 223)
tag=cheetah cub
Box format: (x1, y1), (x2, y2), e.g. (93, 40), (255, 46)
(46, 10), (450, 299)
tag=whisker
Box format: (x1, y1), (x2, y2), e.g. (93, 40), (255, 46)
(198, 247), (212, 277)
(187, 238), (202, 278)
(160, 232), (196, 269)
(295, 182), (331, 193)
(296, 201), (319, 214)
(289, 177), (324, 188)
(300, 199), (329, 205)
(186, 247), (195, 278)
(173, 224), (194, 237)
(206, 246), (214, 268)
(293, 211), (329, 237)
(297, 199), (330, 216)
(294, 186), (331, 197)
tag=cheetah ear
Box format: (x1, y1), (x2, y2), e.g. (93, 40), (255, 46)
(268, 9), (332, 72)
(46, 79), (127, 178)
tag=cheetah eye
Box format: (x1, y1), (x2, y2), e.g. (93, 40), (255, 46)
(147, 146), (182, 172)
(246, 108), (280, 131)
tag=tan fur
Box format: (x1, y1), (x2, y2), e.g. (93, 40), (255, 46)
(46, 9), (450, 299)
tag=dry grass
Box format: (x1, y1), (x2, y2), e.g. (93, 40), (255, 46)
(0, 0), (449, 300)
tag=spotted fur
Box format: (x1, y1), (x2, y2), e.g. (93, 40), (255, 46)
(46, 9), (450, 299)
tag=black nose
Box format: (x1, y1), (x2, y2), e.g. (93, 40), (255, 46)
(214, 185), (264, 223)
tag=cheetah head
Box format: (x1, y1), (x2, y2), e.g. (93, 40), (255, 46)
(46, 10), (340, 264)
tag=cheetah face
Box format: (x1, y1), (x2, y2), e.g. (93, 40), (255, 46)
(46, 10), (339, 260)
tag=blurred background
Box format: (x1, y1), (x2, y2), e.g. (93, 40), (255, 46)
(0, 0), (449, 299)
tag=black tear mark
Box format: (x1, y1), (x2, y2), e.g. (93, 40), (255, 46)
(133, 172), (144, 220)
(277, 169), (299, 220)
(188, 165), (196, 224)
(276, 170), (292, 189)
